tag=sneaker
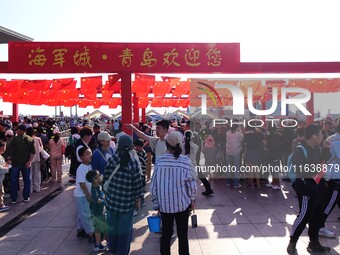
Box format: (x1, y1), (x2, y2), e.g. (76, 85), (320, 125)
(319, 227), (336, 238)
(286, 241), (297, 254)
(77, 229), (88, 238)
(24, 198), (30, 202)
(88, 234), (96, 243)
(272, 185), (282, 190)
(202, 189), (214, 196)
(0, 205), (10, 212)
(265, 183), (272, 188)
(69, 176), (76, 183)
(234, 184), (242, 189)
(93, 243), (107, 252)
(11, 200), (16, 204)
(307, 241), (330, 253)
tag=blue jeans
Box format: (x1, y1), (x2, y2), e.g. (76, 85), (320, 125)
(107, 210), (133, 255)
(75, 196), (94, 235)
(226, 154), (241, 186)
(10, 166), (31, 201)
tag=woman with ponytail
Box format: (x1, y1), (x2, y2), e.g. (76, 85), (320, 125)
(103, 134), (143, 255)
(151, 131), (197, 255)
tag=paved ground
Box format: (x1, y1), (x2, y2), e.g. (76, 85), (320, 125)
(1, 171), (340, 254)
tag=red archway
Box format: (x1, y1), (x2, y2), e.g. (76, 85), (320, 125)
(2, 42), (340, 131)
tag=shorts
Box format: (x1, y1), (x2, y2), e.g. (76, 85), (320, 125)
(93, 214), (108, 234)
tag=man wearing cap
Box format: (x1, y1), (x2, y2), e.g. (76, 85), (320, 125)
(7, 125), (35, 203)
(91, 131), (114, 175)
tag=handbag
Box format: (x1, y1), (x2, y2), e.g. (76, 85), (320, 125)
(40, 149), (50, 161)
(191, 208), (198, 228)
(103, 164), (120, 192)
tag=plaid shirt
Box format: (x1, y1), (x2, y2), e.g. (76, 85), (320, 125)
(103, 152), (142, 213)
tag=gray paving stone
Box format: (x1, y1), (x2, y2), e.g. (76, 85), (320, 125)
(0, 227), (42, 241)
(2, 176), (340, 254)
(53, 240), (92, 255)
(0, 240), (30, 255)
(19, 227), (73, 255)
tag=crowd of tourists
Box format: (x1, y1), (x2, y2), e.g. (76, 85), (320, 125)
(1, 114), (340, 254)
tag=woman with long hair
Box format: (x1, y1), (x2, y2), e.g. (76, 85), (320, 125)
(49, 128), (65, 183)
(151, 131), (197, 255)
(103, 134), (142, 255)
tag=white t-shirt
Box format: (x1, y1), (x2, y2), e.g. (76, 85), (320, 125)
(74, 163), (92, 197)
(149, 137), (167, 158)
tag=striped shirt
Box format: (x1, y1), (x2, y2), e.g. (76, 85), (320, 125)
(150, 154), (197, 213)
(103, 152), (142, 213)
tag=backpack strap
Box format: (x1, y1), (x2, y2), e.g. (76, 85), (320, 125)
(296, 144), (307, 158)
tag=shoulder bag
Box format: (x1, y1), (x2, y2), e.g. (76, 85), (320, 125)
(103, 163), (120, 192)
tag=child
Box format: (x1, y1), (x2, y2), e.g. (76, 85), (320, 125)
(0, 141), (10, 212)
(134, 139), (147, 208)
(86, 170), (108, 252)
(74, 147), (95, 243)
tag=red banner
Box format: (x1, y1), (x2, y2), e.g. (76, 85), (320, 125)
(8, 42), (240, 73)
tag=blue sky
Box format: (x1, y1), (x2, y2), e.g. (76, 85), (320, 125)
(1, 0), (340, 117)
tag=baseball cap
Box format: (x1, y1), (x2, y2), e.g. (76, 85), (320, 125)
(118, 134), (133, 150)
(98, 131), (113, 141)
(165, 131), (182, 147)
(5, 130), (14, 137)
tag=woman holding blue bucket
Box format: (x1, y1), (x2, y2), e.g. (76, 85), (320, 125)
(151, 131), (197, 255)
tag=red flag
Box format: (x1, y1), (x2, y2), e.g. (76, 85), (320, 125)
(173, 81), (190, 98)
(52, 78), (76, 90)
(101, 90), (114, 99)
(1, 81), (21, 93)
(81, 76), (102, 92)
(153, 81), (171, 98)
(21, 80), (52, 91)
(138, 97), (149, 108)
(77, 100), (89, 108)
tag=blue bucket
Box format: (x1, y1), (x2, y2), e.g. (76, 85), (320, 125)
(147, 215), (161, 233)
